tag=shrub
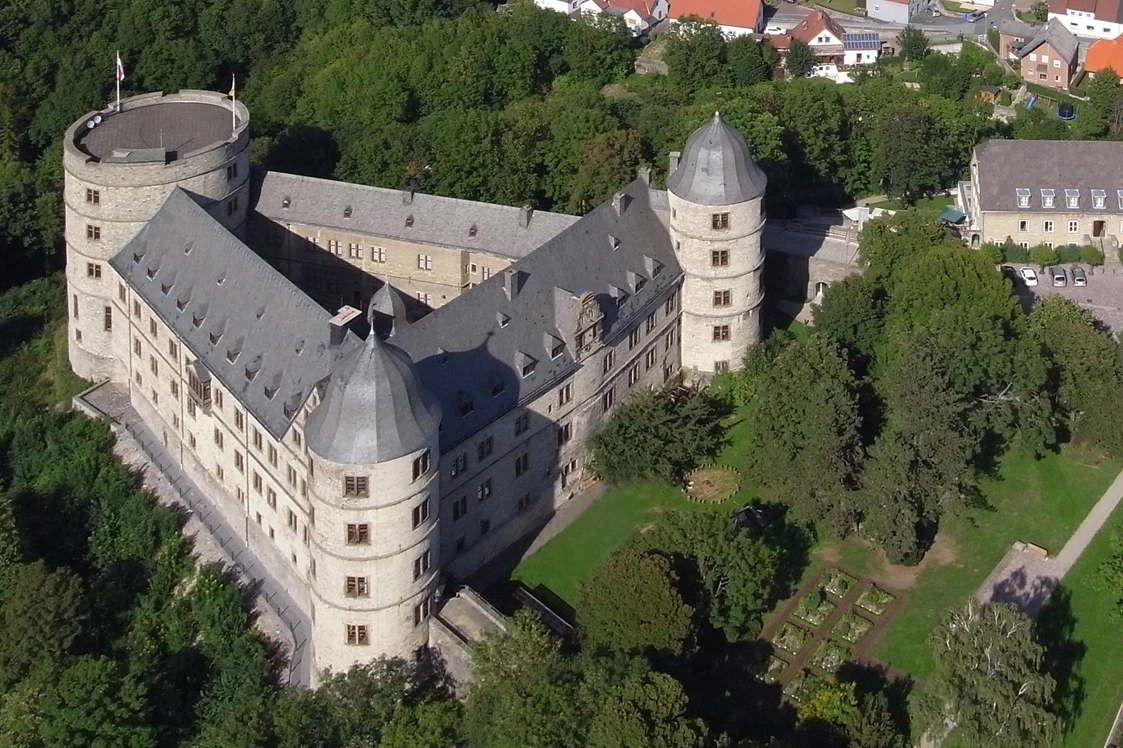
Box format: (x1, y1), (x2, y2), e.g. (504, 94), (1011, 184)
(1080, 245), (1104, 265)
(1056, 244), (1081, 264)
(1028, 244), (1059, 268)
(1001, 241), (1028, 263)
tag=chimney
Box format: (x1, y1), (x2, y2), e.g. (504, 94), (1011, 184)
(669, 151), (681, 174)
(329, 305), (362, 346)
(612, 191), (628, 215)
(519, 205), (533, 228)
(637, 167), (651, 184)
(503, 268), (523, 300)
(402, 190), (413, 206)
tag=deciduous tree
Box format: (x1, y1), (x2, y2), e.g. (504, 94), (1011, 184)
(786, 38), (815, 78)
(897, 26), (929, 62)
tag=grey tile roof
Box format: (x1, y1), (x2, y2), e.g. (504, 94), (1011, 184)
(304, 333), (442, 465)
(250, 171), (580, 260)
(77, 101), (238, 162)
(393, 180), (683, 452)
(1020, 17), (1079, 62)
(974, 139), (1123, 212)
(998, 17), (1039, 38)
(109, 188), (361, 439)
(667, 113), (767, 206)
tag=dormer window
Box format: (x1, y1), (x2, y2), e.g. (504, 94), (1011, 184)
(133, 252), (143, 264)
(191, 313), (205, 328)
(184, 241), (193, 255)
(457, 392), (474, 417)
(1041, 189), (1055, 208)
(645, 255), (664, 278)
(264, 384), (278, 400)
(1117, 190), (1123, 209)
(1065, 189), (1079, 208)
(497, 313), (510, 328)
(209, 331), (222, 345)
(1092, 189), (1106, 209)
(146, 266), (156, 280)
(226, 348), (239, 363)
(1016, 188), (1031, 208)
(160, 282), (172, 295)
(522, 360), (536, 377)
(282, 196), (291, 209)
(245, 367), (258, 382)
(491, 380), (505, 396)
(405, 215), (414, 228)
(517, 351), (537, 378)
(343, 205), (352, 219)
(245, 356), (261, 382)
(468, 224), (478, 238)
(176, 299), (187, 312)
(609, 235), (620, 250)
(552, 341), (564, 359)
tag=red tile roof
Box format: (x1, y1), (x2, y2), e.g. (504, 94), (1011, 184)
(668, 0), (762, 30)
(1086, 33), (1123, 72)
(788, 9), (846, 43)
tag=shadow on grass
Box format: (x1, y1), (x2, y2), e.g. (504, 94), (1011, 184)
(1036, 585), (1087, 733)
(836, 661), (915, 740)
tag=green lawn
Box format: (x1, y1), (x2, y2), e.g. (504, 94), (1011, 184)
(869, 194), (955, 212)
(868, 445), (1120, 682)
(806, 0), (858, 14)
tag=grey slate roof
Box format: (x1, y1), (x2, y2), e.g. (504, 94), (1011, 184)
(667, 114), (767, 206)
(998, 17), (1039, 38)
(77, 102), (237, 162)
(304, 333), (441, 465)
(974, 139), (1123, 212)
(394, 180), (683, 452)
(1020, 17), (1079, 62)
(251, 171), (580, 260)
(109, 188), (361, 439)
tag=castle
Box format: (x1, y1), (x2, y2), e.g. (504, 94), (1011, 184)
(64, 90), (766, 679)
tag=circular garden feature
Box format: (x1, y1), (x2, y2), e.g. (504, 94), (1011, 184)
(683, 465), (741, 503)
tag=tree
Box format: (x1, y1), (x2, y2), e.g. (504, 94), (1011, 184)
(576, 550), (695, 658)
(586, 671), (707, 748)
(857, 210), (961, 286)
(664, 20), (729, 89)
(745, 335), (864, 536)
(786, 38), (815, 78)
(569, 129), (644, 213)
(0, 561), (86, 690)
(378, 700), (463, 748)
(39, 656), (154, 748)
(708, 328), (796, 409)
(1030, 0), (1050, 21)
(1028, 244), (1058, 269)
(726, 36), (772, 87)
(930, 601), (1059, 748)
(897, 26), (929, 62)
(869, 105), (944, 200)
(811, 274), (886, 370)
(844, 692), (905, 748)
(564, 13), (633, 85)
(1095, 523), (1123, 618)
(589, 388), (728, 485)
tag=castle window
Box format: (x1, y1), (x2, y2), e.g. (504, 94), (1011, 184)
(348, 242), (361, 259)
(103, 306), (112, 332)
(414, 598), (430, 626)
(480, 518), (491, 536)
(413, 550), (431, 580)
(226, 196), (238, 216)
(515, 412), (529, 435)
(287, 508), (296, 530)
(235, 451), (244, 473)
(602, 387), (615, 412)
(713, 290), (732, 307)
(282, 196), (290, 209)
(149, 356), (158, 376)
(629, 328), (641, 350)
(412, 449), (431, 480)
(477, 437), (493, 461)
(345, 624), (369, 645)
(558, 423), (572, 445)
(405, 215), (414, 228)
(213, 428), (224, 450)
(134, 339), (141, 356)
(468, 224), (477, 237)
(344, 476), (369, 497)
(711, 250), (729, 267)
(287, 465), (297, 486)
(713, 325), (731, 341)
(514, 452), (529, 477)
(268, 445), (278, 467)
(343, 205), (352, 219)
(234, 409), (244, 431)
(412, 496), (430, 528)
(133, 301), (141, 318)
(477, 478), (492, 501)
(451, 454), (468, 477)
(603, 349), (615, 375)
(645, 347), (657, 370)
(558, 382), (573, 406)
(417, 254), (432, 270)
(715, 360), (730, 372)
(346, 523), (370, 544)
(86, 263), (101, 279)
(645, 312), (657, 333)
(628, 363), (640, 386)
(119, 283), (126, 302)
(371, 246), (386, 263)
(711, 213), (730, 230)
(665, 328), (676, 356)
(86, 189), (100, 204)
(452, 496), (468, 520)
(86, 225), (101, 240)
(345, 576), (369, 597)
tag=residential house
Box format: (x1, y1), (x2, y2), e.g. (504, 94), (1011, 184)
(769, 11), (881, 82)
(667, 0), (763, 36)
(1017, 18), (1080, 89)
(1049, 0), (1123, 38)
(867, 0), (926, 24)
(534, 0), (583, 14)
(956, 139), (1123, 248)
(997, 17), (1041, 60)
(1085, 32), (1123, 74)
(577, 0), (668, 34)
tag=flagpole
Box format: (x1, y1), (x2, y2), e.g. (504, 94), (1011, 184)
(231, 74), (236, 136)
(116, 51), (121, 112)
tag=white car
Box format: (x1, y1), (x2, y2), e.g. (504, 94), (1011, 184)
(764, 24), (785, 34)
(1019, 266), (1039, 286)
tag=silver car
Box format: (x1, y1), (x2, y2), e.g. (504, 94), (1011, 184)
(1051, 267), (1067, 287)
(1072, 266), (1087, 287)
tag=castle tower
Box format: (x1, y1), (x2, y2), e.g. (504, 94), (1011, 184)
(63, 90), (251, 382)
(303, 288), (442, 677)
(667, 114), (767, 378)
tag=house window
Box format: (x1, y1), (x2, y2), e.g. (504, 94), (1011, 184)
(1093, 189), (1107, 209)
(711, 249), (729, 266)
(133, 300), (141, 318)
(1044, 220), (1054, 233)
(713, 325), (731, 341)
(345, 624), (369, 645)
(252, 471), (262, 494)
(1068, 220), (1079, 233)
(603, 350), (615, 375)
(234, 410), (244, 430)
(412, 449), (431, 480)
(602, 387), (615, 412)
(515, 452), (529, 477)
(629, 328), (641, 349)
(412, 497), (430, 528)
(417, 254), (433, 270)
(418, 292), (433, 306)
(452, 496), (468, 520)
(103, 306), (112, 331)
(86, 225), (101, 240)
(713, 290), (732, 307)
(287, 465), (297, 486)
(1054, 59), (1061, 68)
(119, 283), (126, 302)
(645, 347), (658, 370)
(346, 523), (370, 544)
(134, 339), (141, 356)
(168, 340), (178, 360)
(86, 188), (100, 204)
(562, 459), (579, 488)
(344, 476), (369, 497)
(645, 313), (657, 333)
(628, 363), (641, 386)
(664, 290), (678, 315)
(558, 383), (573, 406)
(1018, 220), (1029, 232)
(558, 422), (572, 445)
(1016, 188), (1030, 208)
(86, 263), (101, 278)
(711, 213), (730, 230)
(451, 454), (468, 477)
(483, 267), (494, 280)
(478, 437), (493, 461)
(348, 242), (361, 258)
(518, 493), (535, 512)
(514, 412), (529, 435)
(345, 576), (369, 597)
(371, 246), (386, 262)
(286, 508), (296, 530)
(477, 478), (492, 501)
(1066, 189), (1080, 208)
(1042, 189), (1055, 208)
(414, 598), (431, 626)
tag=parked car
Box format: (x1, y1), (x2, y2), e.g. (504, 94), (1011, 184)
(1000, 265), (1017, 282)
(1072, 266), (1088, 286)
(1019, 267), (1039, 286)
(966, 10), (986, 21)
(764, 24), (784, 34)
(1051, 266), (1067, 287)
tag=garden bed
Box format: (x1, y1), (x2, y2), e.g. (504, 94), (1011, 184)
(821, 568), (858, 598)
(783, 669), (824, 703)
(793, 590), (836, 626)
(764, 655), (788, 683)
(832, 611), (874, 645)
(810, 641), (850, 674)
(856, 585), (896, 616)
(772, 622), (811, 656)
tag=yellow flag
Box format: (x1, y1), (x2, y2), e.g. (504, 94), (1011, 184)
(228, 74), (236, 98)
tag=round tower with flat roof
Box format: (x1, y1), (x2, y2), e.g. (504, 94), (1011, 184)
(63, 90), (251, 382)
(667, 113), (767, 379)
(303, 289), (442, 677)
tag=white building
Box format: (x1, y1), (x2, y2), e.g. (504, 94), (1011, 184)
(1049, 0), (1123, 39)
(668, 0), (764, 37)
(867, 0), (927, 24)
(577, 0), (668, 34)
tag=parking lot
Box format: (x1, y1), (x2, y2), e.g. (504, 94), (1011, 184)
(1009, 262), (1123, 335)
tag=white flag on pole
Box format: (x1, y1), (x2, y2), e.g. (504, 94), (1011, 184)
(115, 54), (125, 82)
